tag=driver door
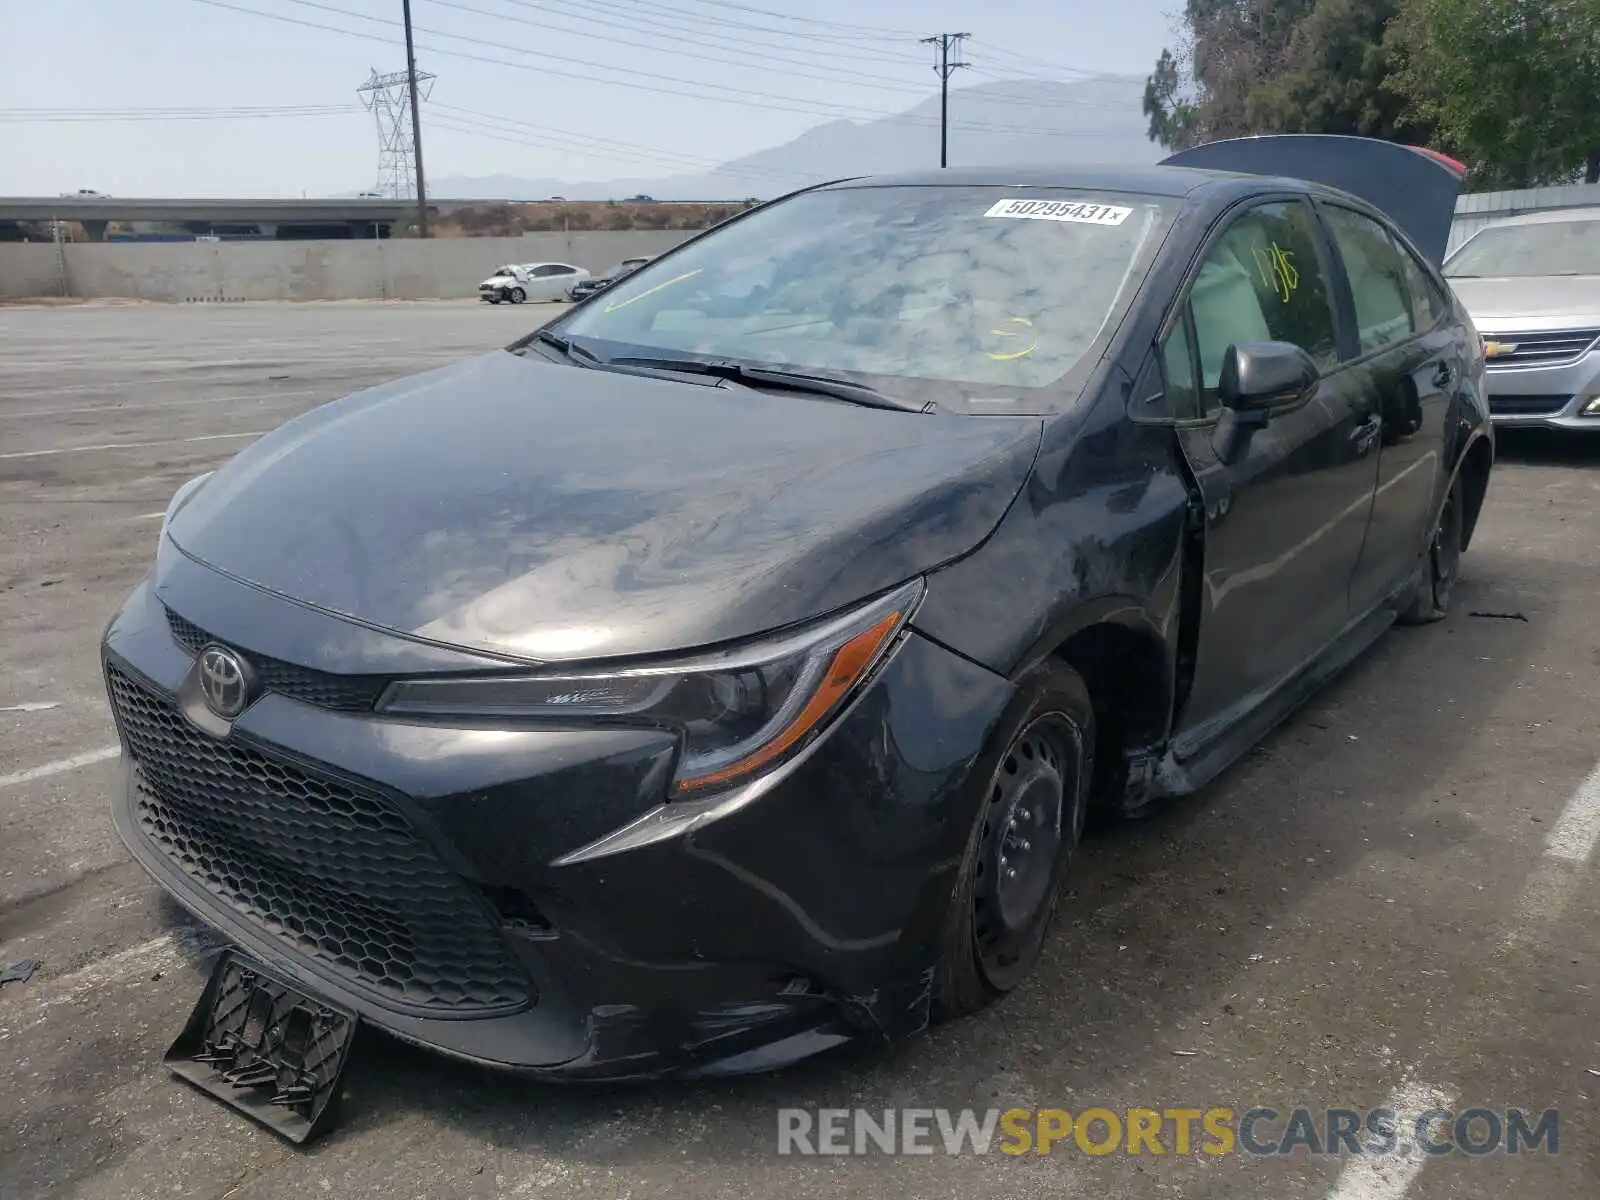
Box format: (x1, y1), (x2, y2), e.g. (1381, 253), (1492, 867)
(1163, 197), (1382, 747)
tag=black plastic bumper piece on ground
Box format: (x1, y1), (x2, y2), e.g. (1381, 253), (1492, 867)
(165, 951), (357, 1145)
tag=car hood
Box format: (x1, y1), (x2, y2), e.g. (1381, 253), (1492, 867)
(165, 351), (1042, 664)
(1446, 275), (1600, 330)
(480, 276), (514, 287)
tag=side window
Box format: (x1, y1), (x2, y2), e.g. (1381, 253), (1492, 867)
(1188, 200), (1340, 403)
(1324, 205), (1415, 356)
(1393, 239), (1448, 331)
(530, 264), (560, 277)
(550, 264), (577, 275)
(1159, 312), (1203, 419)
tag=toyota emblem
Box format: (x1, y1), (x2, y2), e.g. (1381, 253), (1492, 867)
(197, 645), (251, 719)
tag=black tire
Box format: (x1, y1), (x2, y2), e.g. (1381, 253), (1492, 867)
(1398, 470), (1465, 625)
(933, 661), (1094, 1021)
(508, 287), (526, 304)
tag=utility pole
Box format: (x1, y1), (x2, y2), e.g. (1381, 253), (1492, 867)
(402, 0), (429, 237)
(920, 32), (969, 168)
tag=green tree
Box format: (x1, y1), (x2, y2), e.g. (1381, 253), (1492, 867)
(1386, 0), (1600, 186)
(1144, 0), (1435, 150)
(1249, 0), (1428, 141)
(1144, 0), (1316, 149)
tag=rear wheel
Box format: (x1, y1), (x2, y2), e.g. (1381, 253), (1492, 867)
(1398, 471), (1465, 625)
(508, 287), (526, 304)
(933, 662), (1093, 1019)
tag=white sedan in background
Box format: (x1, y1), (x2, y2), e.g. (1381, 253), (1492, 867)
(478, 262), (591, 304)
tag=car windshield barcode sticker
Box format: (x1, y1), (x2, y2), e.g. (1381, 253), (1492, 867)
(984, 198), (1133, 226)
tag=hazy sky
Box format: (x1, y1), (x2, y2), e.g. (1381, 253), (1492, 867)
(0, 0), (1177, 197)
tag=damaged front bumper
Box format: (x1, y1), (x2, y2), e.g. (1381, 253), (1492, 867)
(102, 567), (1013, 1081)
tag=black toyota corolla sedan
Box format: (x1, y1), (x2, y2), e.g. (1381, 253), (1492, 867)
(102, 135), (1492, 1135)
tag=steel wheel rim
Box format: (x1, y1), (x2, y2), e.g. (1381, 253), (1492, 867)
(973, 714), (1077, 978)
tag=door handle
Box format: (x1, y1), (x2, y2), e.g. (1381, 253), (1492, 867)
(1433, 361), (1455, 389)
(1350, 415), (1382, 454)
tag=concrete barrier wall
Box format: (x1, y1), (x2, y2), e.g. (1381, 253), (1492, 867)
(0, 231), (699, 301)
(0, 243), (67, 298)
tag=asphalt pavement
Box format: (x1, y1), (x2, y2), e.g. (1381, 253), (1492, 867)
(1, 299), (1597, 1200)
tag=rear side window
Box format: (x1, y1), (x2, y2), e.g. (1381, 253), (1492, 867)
(1394, 240), (1448, 330)
(1324, 205), (1414, 355)
(1187, 200), (1340, 397)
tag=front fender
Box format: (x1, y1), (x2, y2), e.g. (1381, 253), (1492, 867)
(909, 403), (1188, 680)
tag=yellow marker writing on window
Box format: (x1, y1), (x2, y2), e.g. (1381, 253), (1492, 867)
(1252, 243), (1299, 303)
(986, 316), (1039, 361)
(602, 268), (704, 313)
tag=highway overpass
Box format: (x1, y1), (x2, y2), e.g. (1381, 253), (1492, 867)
(0, 196), (429, 241)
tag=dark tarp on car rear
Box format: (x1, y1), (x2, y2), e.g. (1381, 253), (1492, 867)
(1162, 134), (1467, 268)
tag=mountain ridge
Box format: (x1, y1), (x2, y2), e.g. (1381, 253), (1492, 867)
(396, 76), (1160, 202)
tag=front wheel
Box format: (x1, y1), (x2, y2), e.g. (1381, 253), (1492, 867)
(508, 287), (526, 304)
(933, 661), (1093, 1020)
(1398, 471), (1465, 625)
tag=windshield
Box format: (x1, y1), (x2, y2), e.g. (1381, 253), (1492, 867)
(1445, 219), (1600, 277)
(549, 184), (1178, 412)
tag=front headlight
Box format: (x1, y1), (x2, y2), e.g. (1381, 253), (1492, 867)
(378, 578), (924, 798)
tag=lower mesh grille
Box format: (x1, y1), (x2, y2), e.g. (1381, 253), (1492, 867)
(107, 662), (532, 1016)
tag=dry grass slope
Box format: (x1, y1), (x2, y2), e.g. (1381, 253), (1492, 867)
(433, 200), (760, 237)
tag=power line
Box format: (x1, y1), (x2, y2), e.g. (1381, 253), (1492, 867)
(921, 32), (969, 169)
(426, 0), (935, 96)
(423, 113), (815, 186)
(182, 0), (1135, 139)
(428, 103), (815, 182)
(966, 38), (1120, 79)
(645, 0), (923, 38)
(0, 104), (362, 122)
(562, 0), (926, 58)
(227, 0), (939, 118)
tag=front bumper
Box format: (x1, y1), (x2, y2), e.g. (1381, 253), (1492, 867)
(1481, 344), (1600, 431)
(102, 560), (1013, 1079)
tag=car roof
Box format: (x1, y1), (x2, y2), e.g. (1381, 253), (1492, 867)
(818, 163), (1256, 199)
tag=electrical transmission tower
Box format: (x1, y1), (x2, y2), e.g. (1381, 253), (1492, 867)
(357, 65), (434, 202)
(920, 33), (969, 169)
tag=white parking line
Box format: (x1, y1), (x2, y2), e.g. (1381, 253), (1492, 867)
(0, 745), (120, 788)
(2, 387), (321, 419)
(0, 430), (267, 460)
(1324, 1079), (1455, 1200)
(1544, 764), (1600, 862)
(1500, 763), (1600, 951)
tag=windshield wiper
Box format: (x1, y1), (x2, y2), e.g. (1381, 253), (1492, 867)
(529, 328), (602, 366)
(604, 355), (928, 412)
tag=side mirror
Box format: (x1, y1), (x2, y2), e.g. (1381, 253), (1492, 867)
(1218, 340), (1320, 417)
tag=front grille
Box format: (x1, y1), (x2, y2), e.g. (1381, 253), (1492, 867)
(1485, 328), (1600, 370)
(164, 605), (387, 712)
(108, 663), (532, 1016)
(1489, 394), (1571, 416)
